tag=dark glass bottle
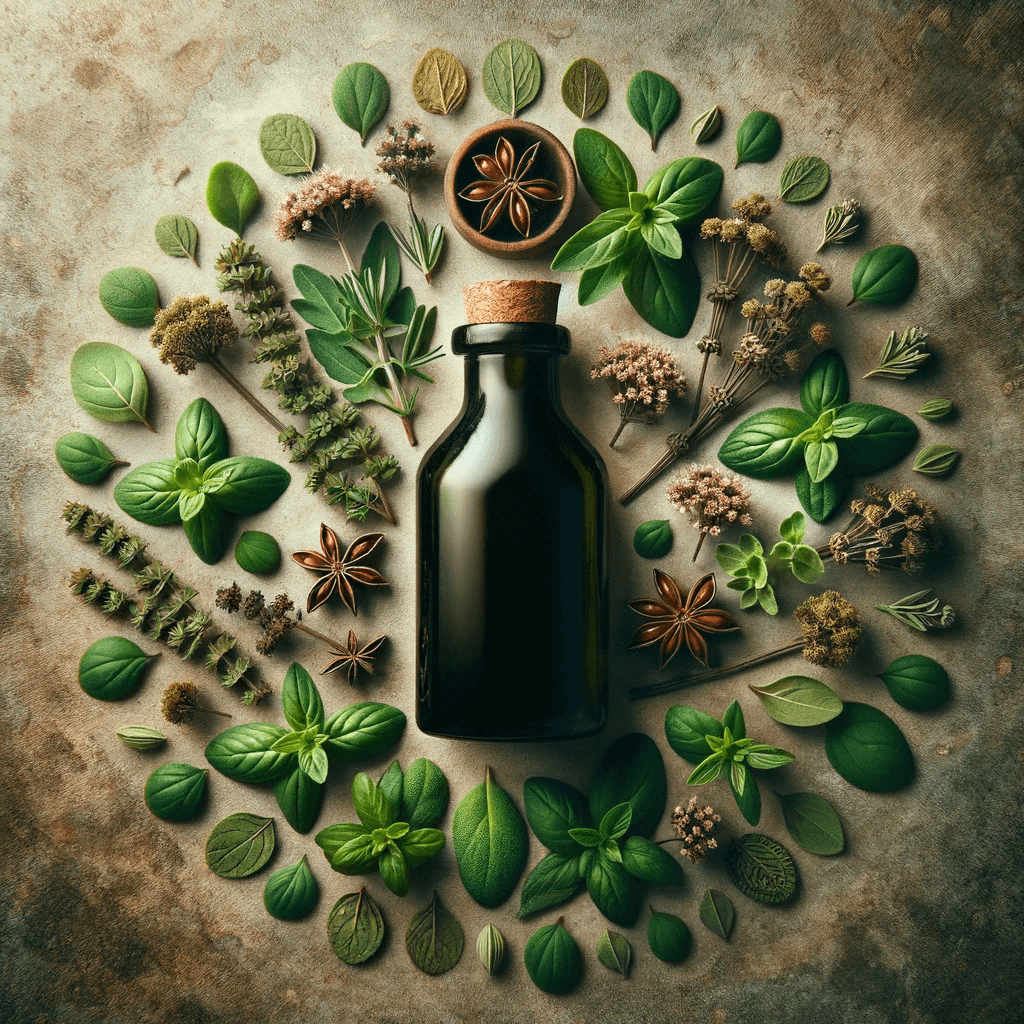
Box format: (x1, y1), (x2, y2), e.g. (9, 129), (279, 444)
(416, 319), (608, 741)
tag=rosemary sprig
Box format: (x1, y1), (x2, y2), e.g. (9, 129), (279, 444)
(864, 326), (930, 380)
(875, 590), (955, 631)
(816, 198), (862, 252)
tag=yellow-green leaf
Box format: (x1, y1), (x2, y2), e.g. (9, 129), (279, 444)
(412, 47), (467, 114)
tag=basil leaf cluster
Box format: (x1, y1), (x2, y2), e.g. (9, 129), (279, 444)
(113, 398), (290, 564)
(315, 771), (446, 896)
(718, 350), (917, 522)
(519, 733), (678, 927)
(551, 129), (723, 337)
(665, 701), (794, 825)
(205, 662), (406, 833)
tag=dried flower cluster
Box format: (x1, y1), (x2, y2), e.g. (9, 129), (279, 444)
(591, 339), (687, 447)
(275, 170), (376, 243)
(150, 295), (236, 374)
(793, 590), (862, 667)
(375, 119), (436, 194)
(667, 464), (752, 560)
(671, 796), (721, 863)
(160, 680), (229, 725)
(216, 583), (296, 655)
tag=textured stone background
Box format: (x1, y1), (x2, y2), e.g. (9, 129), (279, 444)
(2, 1), (1023, 1022)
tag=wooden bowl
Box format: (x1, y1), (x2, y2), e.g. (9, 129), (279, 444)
(444, 119), (577, 260)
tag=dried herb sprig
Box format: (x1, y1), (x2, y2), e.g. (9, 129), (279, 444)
(590, 339), (687, 447)
(630, 590), (861, 699)
(864, 326), (930, 380)
(666, 464), (752, 560)
(875, 590), (955, 632)
(658, 797), (721, 863)
(816, 198), (862, 252)
(820, 485), (940, 573)
(161, 680), (232, 724)
(62, 501), (268, 704)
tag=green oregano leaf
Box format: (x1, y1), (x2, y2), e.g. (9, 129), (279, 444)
(879, 653), (950, 711)
(735, 111), (782, 166)
(205, 162), (260, 236)
(263, 856), (318, 919)
(626, 70), (680, 150)
(725, 833), (797, 903)
(55, 432), (126, 484)
(154, 214), (199, 264)
(481, 38), (541, 118)
(412, 47), (468, 115)
(524, 919), (582, 994)
(647, 908), (691, 962)
(258, 113), (316, 175)
(328, 887), (385, 964)
(779, 155), (830, 203)
(406, 892), (464, 975)
(699, 888), (735, 940)
(633, 519), (672, 558)
(205, 812), (276, 878)
(561, 56), (608, 120)
(332, 62), (390, 144)
(572, 127), (638, 211)
(776, 791), (845, 855)
(78, 636), (156, 700)
(98, 267), (160, 327)
(234, 530), (281, 574)
(596, 929), (631, 976)
(144, 762), (208, 821)
(825, 702), (915, 791)
(748, 675), (843, 726)
(517, 852), (585, 917)
(623, 245), (701, 338)
(849, 244), (918, 306)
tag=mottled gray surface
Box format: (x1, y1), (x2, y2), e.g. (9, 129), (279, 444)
(2, 1), (1023, 1022)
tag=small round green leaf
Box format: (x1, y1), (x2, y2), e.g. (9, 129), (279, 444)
(154, 214), (199, 263)
(55, 432), (124, 484)
(725, 833), (797, 903)
(561, 57), (608, 120)
(777, 791), (845, 855)
(879, 654), (950, 711)
(328, 888), (385, 964)
(749, 675), (843, 727)
(259, 113), (316, 176)
(699, 888), (735, 940)
(70, 342), (153, 429)
(524, 920), (582, 994)
(206, 162), (260, 236)
(144, 762), (208, 821)
(850, 244), (918, 306)
(234, 530), (282, 574)
(482, 39), (541, 119)
(406, 892), (464, 975)
(647, 909), (691, 962)
(263, 856), (318, 919)
(98, 267), (160, 327)
(735, 111), (782, 166)
(205, 812), (276, 878)
(78, 636), (155, 701)
(825, 702), (914, 792)
(633, 519), (672, 559)
(596, 928), (631, 976)
(333, 62), (389, 144)
(779, 155), (830, 203)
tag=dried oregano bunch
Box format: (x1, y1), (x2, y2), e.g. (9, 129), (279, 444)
(668, 797), (721, 864)
(215, 239), (398, 522)
(62, 501), (268, 704)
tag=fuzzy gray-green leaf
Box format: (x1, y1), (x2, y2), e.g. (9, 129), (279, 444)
(482, 38), (541, 118)
(259, 113), (316, 175)
(70, 342), (153, 429)
(699, 888), (735, 940)
(328, 888), (385, 964)
(749, 675), (843, 727)
(406, 892), (464, 975)
(154, 214), (199, 263)
(561, 56), (608, 120)
(205, 812), (276, 878)
(779, 155), (830, 203)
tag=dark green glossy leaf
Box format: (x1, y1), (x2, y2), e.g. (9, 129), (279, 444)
(596, 929), (631, 976)
(729, 762), (761, 825)
(633, 519), (672, 559)
(206, 162), (259, 236)
(517, 852), (585, 917)
(623, 245), (701, 338)
(332, 62), (389, 144)
(643, 157), (724, 224)
(329, 888), (385, 964)
(78, 636), (155, 700)
(664, 704), (724, 763)
(779, 155), (830, 202)
(777, 791), (845, 855)
(850, 244), (918, 305)
(572, 127), (637, 211)
(54, 432), (124, 484)
(281, 662), (325, 733)
(621, 835), (684, 884)
(834, 403), (918, 475)
(725, 832), (797, 903)
(561, 57), (608, 120)
(750, 675), (843, 726)
(795, 467), (848, 524)
(398, 827), (445, 869)
(879, 654), (950, 711)
(202, 456), (290, 515)
(735, 110), (782, 166)
(234, 530), (281, 575)
(647, 909), (691, 962)
(825, 702), (915, 792)
(524, 920), (582, 994)
(98, 267), (160, 327)
(258, 113), (316, 175)
(406, 892), (464, 975)
(587, 853), (643, 926)
(154, 214), (199, 263)
(481, 38), (541, 118)
(322, 702), (406, 760)
(626, 70), (679, 150)
(274, 764), (324, 834)
(800, 349), (849, 418)
(523, 776), (590, 856)
(205, 812), (276, 878)
(379, 758), (449, 830)
(174, 397), (228, 471)
(70, 342), (152, 429)
(144, 762), (207, 821)
(412, 47), (467, 114)
(378, 845), (410, 897)
(263, 856), (318, 919)
(599, 802), (633, 841)
(205, 723), (294, 783)
(590, 733), (666, 840)
(718, 408), (814, 478)
(699, 888), (735, 940)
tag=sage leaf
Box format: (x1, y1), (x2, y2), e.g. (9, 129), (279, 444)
(647, 909), (691, 962)
(205, 722), (294, 783)
(849, 244), (918, 306)
(234, 530), (281, 575)
(587, 852), (643, 926)
(452, 766), (528, 907)
(524, 920), (582, 994)
(412, 47), (467, 115)
(735, 111), (782, 166)
(79, 636), (155, 701)
(406, 892), (464, 975)
(912, 443), (960, 477)
(572, 127), (637, 211)
(154, 214), (199, 264)
(879, 653), (950, 711)
(627, 70), (680, 150)
(825, 702), (914, 792)
(117, 725), (166, 750)
(205, 161), (260, 236)
(523, 776), (591, 856)
(749, 675), (842, 726)
(800, 349), (849, 418)
(205, 812), (276, 878)
(263, 856), (318, 919)
(332, 62), (389, 144)
(98, 267), (160, 327)
(70, 342), (153, 430)
(699, 889), (735, 940)
(258, 113), (316, 175)
(621, 835), (684, 884)
(596, 929), (631, 976)
(664, 704), (724, 763)
(144, 762), (208, 821)
(55, 432), (125, 484)
(779, 155), (830, 203)
(517, 852), (585, 917)
(329, 888), (384, 964)
(777, 791), (845, 855)
(561, 56), (608, 120)
(634, 519), (672, 559)
(795, 467), (848, 524)
(833, 403), (917, 475)
(477, 923), (506, 975)
(623, 245), (701, 338)
(718, 407), (814, 478)
(281, 662), (325, 733)
(273, 764), (324, 834)
(481, 38), (541, 118)
(590, 732), (666, 840)
(322, 701), (406, 760)
(725, 832), (797, 903)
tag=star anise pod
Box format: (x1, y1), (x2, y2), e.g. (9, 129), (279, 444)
(322, 630), (387, 684)
(628, 570), (739, 668)
(458, 136), (562, 237)
(291, 523), (388, 615)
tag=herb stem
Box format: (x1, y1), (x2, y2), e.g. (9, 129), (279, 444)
(609, 415), (629, 448)
(692, 530), (708, 561)
(209, 357), (289, 433)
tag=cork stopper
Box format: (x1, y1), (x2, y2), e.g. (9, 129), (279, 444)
(462, 280), (561, 325)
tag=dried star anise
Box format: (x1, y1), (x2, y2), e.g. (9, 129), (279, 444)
(322, 630), (387, 684)
(292, 523), (388, 615)
(629, 570), (738, 668)
(458, 136), (562, 237)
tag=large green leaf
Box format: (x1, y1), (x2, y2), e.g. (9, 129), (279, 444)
(280, 662), (325, 732)
(70, 342), (153, 429)
(664, 704), (725, 763)
(523, 777), (591, 856)
(572, 128), (637, 211)
(825, 702), (914, 792)
(800, 349), (849, 417)
(589, 733), (666, 840)
(174, 397), (228, 471)
(586, 853), (643, 927)
(113, 459), (181, 525)
(523, 921), (582, 994)
(205, 812), (275, 878)
(205, 162), (259, 236)
(834, 403), (918, 474)
(481, 38), (541, 118)
(78, 636), (154, 701)
(794, 467), (849, 524)
(274, 764), (324, 834)
(332, 62), (390, 144)
(643, 157), (723, 224)
(144, 762), (208, 821)
(263, 856), (318, 919)
(202, 457), (290, 514)
(322, 702), (406, 760)
(718, 408), (814, 478)
(623, 245), (701, 338)
(626, 70), (679, 150)
(551, 208), (634, 272)
(517, 852), (586, 917)
(205, 722), (294, 783)
(180, 501), (226, 564)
